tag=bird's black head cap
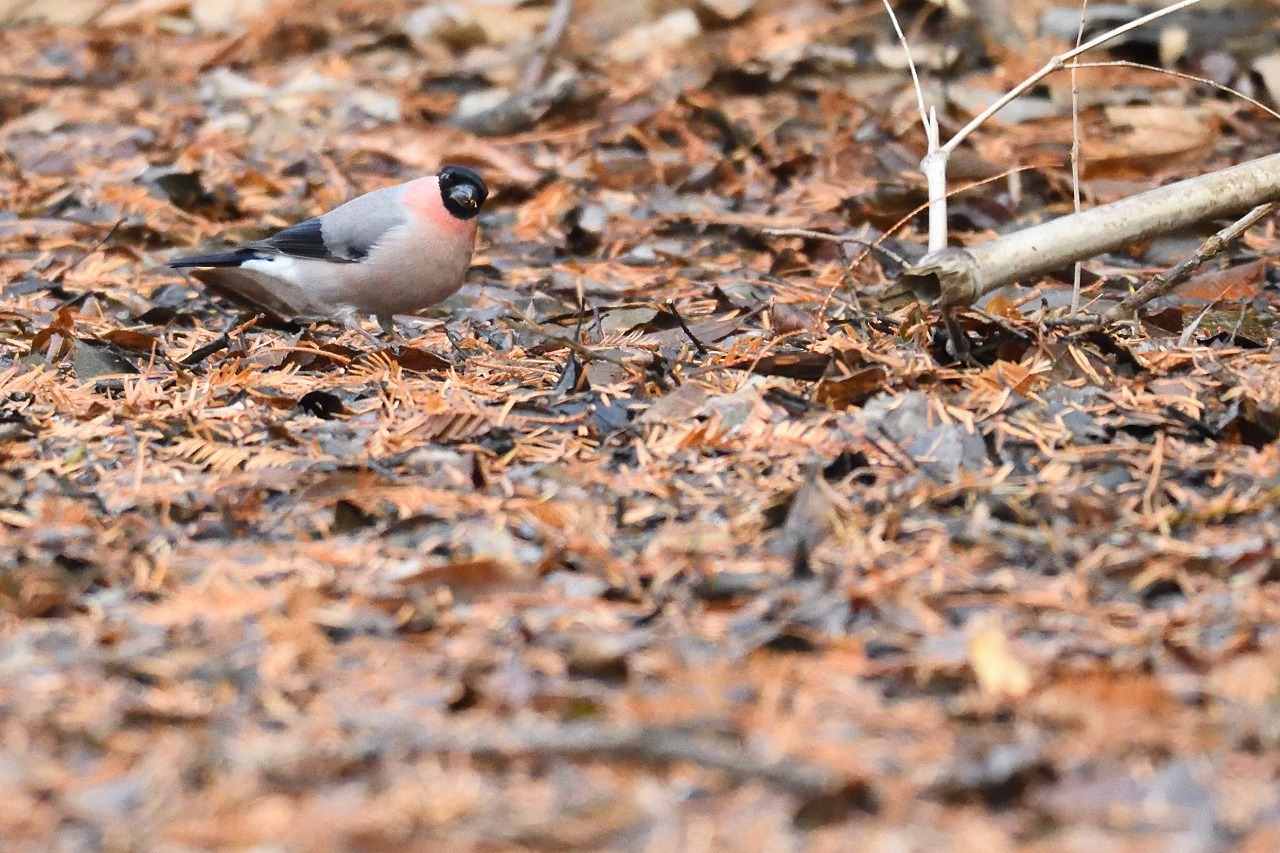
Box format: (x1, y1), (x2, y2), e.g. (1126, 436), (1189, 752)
(439, 165), (488, 220)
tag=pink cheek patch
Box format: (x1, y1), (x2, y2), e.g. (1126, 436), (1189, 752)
(404, 178), (475, 239)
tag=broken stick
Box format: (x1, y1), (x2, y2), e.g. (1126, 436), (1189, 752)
(882, 151), (1280, 311)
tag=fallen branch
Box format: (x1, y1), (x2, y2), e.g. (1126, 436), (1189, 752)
(882, 152), (1280, 310)
(894, 0), (1208, 266)
(399, 720), (858, 798)
(1050, 201), (1278, 329)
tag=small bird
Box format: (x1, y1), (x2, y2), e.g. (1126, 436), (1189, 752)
(171, 165), (489, 333)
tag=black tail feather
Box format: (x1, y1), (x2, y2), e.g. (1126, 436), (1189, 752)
(170, 250), (261, 269)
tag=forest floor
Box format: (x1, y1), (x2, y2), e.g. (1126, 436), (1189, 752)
(3, 0), (1280, 849)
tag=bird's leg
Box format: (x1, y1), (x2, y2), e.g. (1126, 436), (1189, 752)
(333, 306), (388, 349)
(442, 322), (470, 364)
(375, 314), (409, 350)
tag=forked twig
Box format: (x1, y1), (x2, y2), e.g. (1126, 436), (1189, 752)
(1049, 201), (1278, 330)
(940, 0), (1207, 159)
(1103, 202), (1276, 322)
(897, 0), (1209, 267)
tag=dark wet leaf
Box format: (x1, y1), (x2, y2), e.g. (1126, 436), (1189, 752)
(72, 341), (138, 379)
(552, 352), (591, 396)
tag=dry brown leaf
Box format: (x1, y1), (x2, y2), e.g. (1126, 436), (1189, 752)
(967, 620), (1033, 702)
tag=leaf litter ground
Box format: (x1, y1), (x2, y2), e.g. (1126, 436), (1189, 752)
(3, 0), (1280, 849)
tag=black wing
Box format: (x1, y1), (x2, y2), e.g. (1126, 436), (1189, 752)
(257, 218), (362, 262)
(171, 249), (260, 268)
(171, 220), (353, 269)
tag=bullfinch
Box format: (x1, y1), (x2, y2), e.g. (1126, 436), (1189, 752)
(171, 165), (489, 332)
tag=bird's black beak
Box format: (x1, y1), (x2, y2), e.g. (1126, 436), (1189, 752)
(449, 184), (479, 210)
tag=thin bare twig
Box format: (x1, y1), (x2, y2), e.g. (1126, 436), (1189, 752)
(1100, 201), (1277, 323)
(666, 300), (708, 354)
(763, 226), (878, 319)
(833, 241), (868, 321)
(1069, 61), (1280, 124)
(879, 0), (929, 134)
(48, 218), (125, 284)
(1069, 0), (1089, 313)
(763, 227), (852, 242)
(521, 0), (574, 93)
(1047, 201), (1278, 330)
(941, 0), (1207, 157)
(763, 228), (909, 267)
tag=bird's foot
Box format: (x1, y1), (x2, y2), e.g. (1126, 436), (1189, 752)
(375, 314), (409, 352)
(333, 309), (405, 353)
